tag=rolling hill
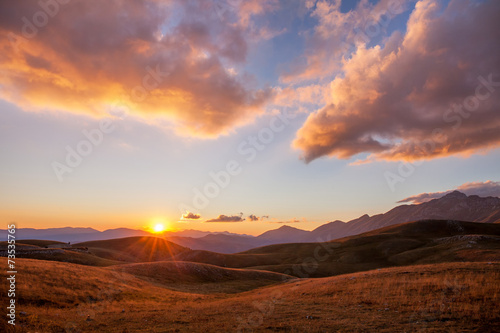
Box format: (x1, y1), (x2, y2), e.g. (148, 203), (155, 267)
(2, 258), (498, 332)
(3, 219), (499, 276)
(169, 220), (500, 277)
(75, 236), (190, 262)
(112, 261), (294, 293)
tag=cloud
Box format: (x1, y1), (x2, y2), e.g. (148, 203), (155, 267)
(247, 214), (259, 221)
(206, 213), (244, 222)
(281, 0), (412, 83)
(0, 0), (276, 138)
(247, 214), (269, 221)
(182, 212), (201, 220)
(398, 180), (500, 204)
(293, 0), (500, 163)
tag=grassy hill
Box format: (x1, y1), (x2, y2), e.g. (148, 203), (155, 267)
(112, 261), (294, 294)
(0, 239), (67, 247)
(1, 258), (498, 332)
(172, 220), (500, 277)
(2, 220), (499, 276)
(0, 241), (122, 266)
(76, 236), (190, 262)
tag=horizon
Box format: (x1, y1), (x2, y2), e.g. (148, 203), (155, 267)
(1, 0), (500, 236)
(4, 189), (499, 236)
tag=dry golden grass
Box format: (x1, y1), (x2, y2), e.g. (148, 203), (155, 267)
(1, 258), (498, 332)
(112, 261), (294, 294)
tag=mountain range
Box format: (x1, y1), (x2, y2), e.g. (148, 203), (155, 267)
(2, 191), (499, 253)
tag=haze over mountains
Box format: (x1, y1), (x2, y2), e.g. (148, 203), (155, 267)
(3, 191), (499, 253)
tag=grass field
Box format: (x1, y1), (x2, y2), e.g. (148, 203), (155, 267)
(1, 259), (498, 332)
(1, 220), (499, 332)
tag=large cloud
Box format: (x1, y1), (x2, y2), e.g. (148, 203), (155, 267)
(398, 180), (500, 204)
(0, 0), (275, 137)
(293, 0), (500, 162)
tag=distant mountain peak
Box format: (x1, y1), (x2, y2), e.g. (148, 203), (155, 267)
(277, 225), (300, 230)
(442, 190), (467, 199)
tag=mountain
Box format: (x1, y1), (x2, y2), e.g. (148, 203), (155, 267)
(256, 225), (311, 244)
(0, 227), (251, 245)
(168, 234), (261, 253)
(170, 226), (312, 253)
(3, 220), (500, 278)
(166, 191), (500, 252)
(305, 191), (500, 242)
(3, 191), (498, 251)
(0, 227), (102, 243)
(170, 219), (500, 277)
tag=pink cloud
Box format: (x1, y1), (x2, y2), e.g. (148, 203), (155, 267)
(0, 0), (276, 138)
(293, 0), (500, 162)
(398, 180), (500, 204)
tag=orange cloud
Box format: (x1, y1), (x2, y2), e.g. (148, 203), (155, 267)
(293, 0), (500, 163)
(0, 0), (275, 138)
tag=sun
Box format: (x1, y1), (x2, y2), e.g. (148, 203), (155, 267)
(153, 223), (166, 233)
(149, 218), (171, 234)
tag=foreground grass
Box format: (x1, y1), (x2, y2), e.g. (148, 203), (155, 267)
(1, 259), (498, 332)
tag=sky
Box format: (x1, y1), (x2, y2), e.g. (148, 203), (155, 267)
(1, 0), (499, 235)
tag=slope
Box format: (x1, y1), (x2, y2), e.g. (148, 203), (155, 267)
(2, 259), (498, 332)
(176, 220), (500, 277)
(75, 236), (190, 262)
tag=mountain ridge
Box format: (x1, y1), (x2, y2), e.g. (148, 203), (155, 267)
(2, 191), (499, 252)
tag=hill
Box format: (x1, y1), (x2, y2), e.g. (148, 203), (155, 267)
(256, 225), (311, 244)
(172, 220), (500, 277)
(112, 261), (294, 294)
(3, 220), (499, 275)
(2, 259), (498, 332)
(75, 236), (190, 262)
(168, 233), (259, 253)
(0, 241), (122, 266)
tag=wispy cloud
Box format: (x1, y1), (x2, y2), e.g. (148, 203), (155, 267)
(398, 180), (500, 204)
